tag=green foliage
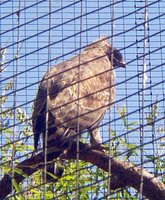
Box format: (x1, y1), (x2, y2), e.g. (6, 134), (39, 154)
(112, 105), (140, 160)
(117, 105), (139, 130)
(145, 100), (165, 179)
(146, 100), (159, 126)
(0, 74), (34, 199)
(0, 48), (6, 72)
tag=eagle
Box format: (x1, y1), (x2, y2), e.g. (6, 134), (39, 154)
(32, 36), (126, 180)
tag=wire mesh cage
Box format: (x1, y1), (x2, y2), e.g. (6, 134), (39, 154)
(0, 0), (164, 199)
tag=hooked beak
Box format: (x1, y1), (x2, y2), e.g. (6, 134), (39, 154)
(118, 60), (126, 68)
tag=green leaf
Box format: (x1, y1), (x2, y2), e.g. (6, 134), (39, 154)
(1, 127), (13, 135)
(5, 80), (13, 91)
(110, 129), (117, 137)
(13, 179), (25, 200)
(117, 105), (127, 127)
(1, 165), (29, 179)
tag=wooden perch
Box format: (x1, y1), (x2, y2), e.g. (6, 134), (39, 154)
(0, 141), (164, 199)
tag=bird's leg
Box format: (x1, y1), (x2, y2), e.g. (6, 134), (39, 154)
(90, 128), (105, 151)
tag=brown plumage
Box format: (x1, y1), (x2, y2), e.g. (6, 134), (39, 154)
(32, 36), (126, 179)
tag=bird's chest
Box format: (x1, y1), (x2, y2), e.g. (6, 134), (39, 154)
(48, 68), (116, 130)
(81, 68), (116, 105)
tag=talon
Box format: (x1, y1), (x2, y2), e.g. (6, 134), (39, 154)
(90, 143), (106, 152)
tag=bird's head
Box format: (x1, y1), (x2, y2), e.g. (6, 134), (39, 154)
(86, 36), (126, 68)
(107, 47), (126, 68)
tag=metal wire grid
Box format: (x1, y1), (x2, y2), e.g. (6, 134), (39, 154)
(0, 0), (165, 199)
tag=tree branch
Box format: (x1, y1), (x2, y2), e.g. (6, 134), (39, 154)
(0, 141), (164, 199)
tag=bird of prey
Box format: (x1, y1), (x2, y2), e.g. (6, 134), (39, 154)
(32, 36), (126, 180)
